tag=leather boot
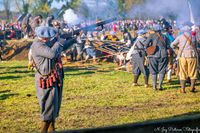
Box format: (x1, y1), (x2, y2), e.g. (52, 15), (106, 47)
(158, 74), (165, 90)
(41, 121), (50, 133)
(144, 75), (149, 88)
(132, 74), (139, 86)
(180, 80), (186, 93)
(152, 75), (157, 90)
(48, 120), (55, 133)
(190, 79), (196, 92)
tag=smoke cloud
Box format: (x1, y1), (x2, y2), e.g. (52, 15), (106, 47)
(63, 8), (80, 25)
(128, 0), (200, 23)
(79, 0), (119, 20)
(62, 0), (119, 26)
(62, 0), (200, 25)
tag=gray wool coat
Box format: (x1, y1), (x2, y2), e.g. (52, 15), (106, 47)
(31, 38), (75, 121)
(144, 32), (169, 58)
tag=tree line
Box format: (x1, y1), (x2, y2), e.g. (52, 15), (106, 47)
(0, 0), (144, 21)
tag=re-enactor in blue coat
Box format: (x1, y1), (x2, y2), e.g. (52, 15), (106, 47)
(30, 26), (76, 133)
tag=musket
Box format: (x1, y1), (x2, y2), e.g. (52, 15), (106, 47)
(60, 18), (116, 39)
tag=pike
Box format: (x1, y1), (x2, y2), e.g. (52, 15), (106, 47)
(187, 0), (195, 24)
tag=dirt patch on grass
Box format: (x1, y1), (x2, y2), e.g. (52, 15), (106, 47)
(2, 39), (32, 60)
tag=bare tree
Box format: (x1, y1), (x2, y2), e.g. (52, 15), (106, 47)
(2, 0), (11, 20)
(14, 0), (34, 14)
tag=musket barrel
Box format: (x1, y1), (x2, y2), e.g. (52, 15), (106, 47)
(80, 18), (117, 31)
(60, 18), (116, 39)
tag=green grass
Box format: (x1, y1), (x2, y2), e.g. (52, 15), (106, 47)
(0, 61), (200, 133)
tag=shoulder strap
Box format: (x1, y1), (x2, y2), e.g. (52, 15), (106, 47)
(150, 33), (159, 47)
(184, 34), (198, 58)
(183, 34), (199, 68)
(136, 37), (146, 49)
(179, 34), (189, 57)
(32, 57), (52, 76)
(133, 38), (140, 49)
(31, 58), (43, 76)
(183, 34), (196, 49)
(156, 32), (165, 44)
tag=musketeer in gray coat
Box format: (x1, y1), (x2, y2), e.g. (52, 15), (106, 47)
(126, 29), (149, 87)
(30, 26), (76, 133)
(144, 24), (169, 90)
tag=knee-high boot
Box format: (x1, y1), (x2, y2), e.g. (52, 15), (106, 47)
(132, 74), (139, 86)
(144, 75), (149, 88)
(158, 74), (165, 90)
(41, 121), (50, 133)
(152, 75), (157, 90)
(180, 80), (186, 93)
(48, 120), (55, 133)
(190, 79), (196, 92)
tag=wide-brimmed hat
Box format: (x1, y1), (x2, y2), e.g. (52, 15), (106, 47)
(35, 26), (57, 38)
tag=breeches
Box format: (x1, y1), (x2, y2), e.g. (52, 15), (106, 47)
(148, 57), (168, 75)
(178, 57), (197, 80)
(132, 54), (149, 76)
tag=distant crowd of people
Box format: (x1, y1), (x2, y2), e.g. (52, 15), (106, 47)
(0, 14), (178, 40)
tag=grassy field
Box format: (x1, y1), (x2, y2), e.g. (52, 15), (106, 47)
(0, 61), (200, 133)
